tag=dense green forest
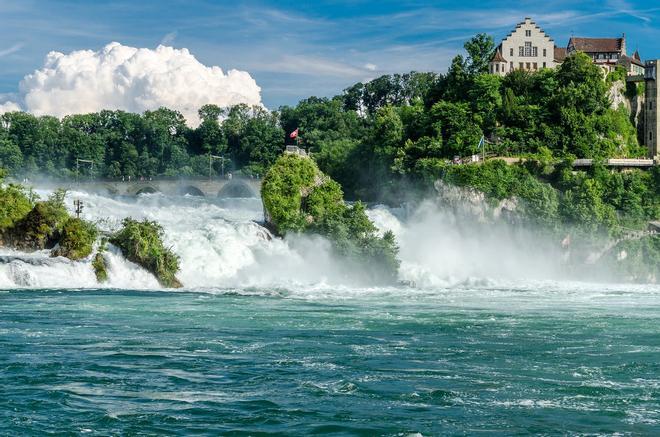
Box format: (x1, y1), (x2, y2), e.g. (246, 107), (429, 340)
(0, 35), (645, 195)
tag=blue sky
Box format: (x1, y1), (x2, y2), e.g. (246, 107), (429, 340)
(0, 0), (659, 108)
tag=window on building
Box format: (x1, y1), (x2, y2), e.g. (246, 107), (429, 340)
(533, 62), (538, 70)
(526, 62), (531, 69)
(543, 48), (547, 57)
(598, 53), (604, 59)
(510, 61), (514, 71)
(612, 54), (618, 60)
(525, 30), (531, 37)
(496, 64), (499, 73)
(510, 48), (514, 56)
(650, 102), (654, 110)
(543, 62), (547, 68)
(519, 46), (524, 56)
(651, 131), (654, 142)
(519, 62), (524, 69)
(532, 47), (538, 57)
(524, 42), (532, 57)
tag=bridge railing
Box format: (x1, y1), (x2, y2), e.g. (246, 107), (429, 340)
(21, 174), (262, 185)
(572, 158), (655, 167)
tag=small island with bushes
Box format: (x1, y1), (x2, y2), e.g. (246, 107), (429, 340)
(262, 153), (400, 284)
(0, 170), (182, 287)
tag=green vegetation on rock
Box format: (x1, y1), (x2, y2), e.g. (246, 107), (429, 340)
(0, 181), (33, 233)
(2, 168), (182, 282)
(262, 154), (321, 234)
(92, 252), (108, 283)
(262, 154), (400, 283)
(52, 217), (98, 260)
(7, 189), (70, 251)
(110, 218), (182, 288)
(439, 160), (659, 238)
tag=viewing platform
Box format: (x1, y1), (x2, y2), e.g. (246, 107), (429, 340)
(284, 145), (309, 157)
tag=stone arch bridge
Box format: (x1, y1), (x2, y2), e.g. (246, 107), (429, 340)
(40, 177), (262, 198)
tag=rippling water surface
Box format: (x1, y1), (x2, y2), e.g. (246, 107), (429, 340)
(2, 284), (660, 435)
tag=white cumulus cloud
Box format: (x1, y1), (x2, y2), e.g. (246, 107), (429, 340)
(1, 42), (262, 125)
(0, 100), (21, 113)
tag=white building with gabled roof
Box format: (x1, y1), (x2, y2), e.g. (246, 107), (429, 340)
(489, 17), (560, 76)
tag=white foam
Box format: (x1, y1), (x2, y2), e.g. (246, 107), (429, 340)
(0, 189), (658, 296)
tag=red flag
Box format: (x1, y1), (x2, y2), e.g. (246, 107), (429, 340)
(289, 128), (299, 139)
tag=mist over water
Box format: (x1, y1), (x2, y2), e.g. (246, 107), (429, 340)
(0, 189), (648, 291)
(368, 200), (565, 287)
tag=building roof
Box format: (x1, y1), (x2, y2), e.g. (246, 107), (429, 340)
(502, 17), (555, 43)
(568, 37), (624, 53)
(620, 54), (645, 67)
(490, 49), (506, 63)
(554, 47), (567, 63)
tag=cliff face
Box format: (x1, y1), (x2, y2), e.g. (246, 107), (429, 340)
(609, 80), (628, 110)
(609, 79), (645, 144)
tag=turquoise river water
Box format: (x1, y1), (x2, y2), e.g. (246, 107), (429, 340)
(2, 284), (660, 435)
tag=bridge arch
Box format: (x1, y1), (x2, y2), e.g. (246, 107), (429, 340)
(134, 186), (160, 195)
(218, 180), (258, 198)
(179, 185), (205, 197)
(102, 184), (119, 196)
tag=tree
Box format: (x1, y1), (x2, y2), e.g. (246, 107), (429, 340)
(444, 55), (469, 101)
(464, 33), (495, 76)
(0, 137), (23, 172)
(429, 101), (482, 158)
(371, 105), (403, 167)
(195, 104), (227, 155)
(468, 74), (502, 133)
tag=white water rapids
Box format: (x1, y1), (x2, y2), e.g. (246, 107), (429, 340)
(0, 189), (654, 291)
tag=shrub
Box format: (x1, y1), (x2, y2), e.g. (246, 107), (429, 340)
(110, 218), (182, 288)
(92, 253), (108, 283)
(52, 217), (98, 260)
(7, 189), (69, 250)
(606, 65), (627, 84)
(0, 184), (33, 232)
(312, 202), (400, 283)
